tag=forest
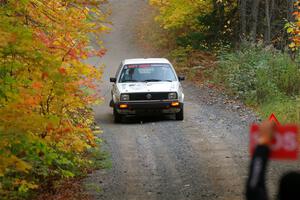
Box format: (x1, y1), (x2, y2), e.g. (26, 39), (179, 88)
(148, 0), (300, 122)
(150, 0), (298, 49)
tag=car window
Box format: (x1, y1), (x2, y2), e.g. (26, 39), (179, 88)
(119, 64), (177, 83)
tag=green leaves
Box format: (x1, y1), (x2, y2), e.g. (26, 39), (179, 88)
(0, 0), (107, 198)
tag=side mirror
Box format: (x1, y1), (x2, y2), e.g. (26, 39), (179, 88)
(110, 77), (116, 83)
(178, 76), (185, 81)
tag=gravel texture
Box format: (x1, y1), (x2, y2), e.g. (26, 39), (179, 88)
(84, 1), (300, 199)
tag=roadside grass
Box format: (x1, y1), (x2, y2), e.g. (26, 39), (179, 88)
(87, 149), (112, 171)
(260, 98), (300, 123)
(210, 43), (300, 123)
(84, 183), (102, 193)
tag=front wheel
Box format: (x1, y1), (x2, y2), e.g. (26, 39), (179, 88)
(113, 108), (122, 123)
(175, 107), (184, 121)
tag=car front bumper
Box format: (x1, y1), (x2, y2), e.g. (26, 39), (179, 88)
(115, 101), (183, 115)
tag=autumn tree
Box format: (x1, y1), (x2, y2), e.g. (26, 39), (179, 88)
(0, 0), (108, 198)
(150, 0), (237, 49)
(287, 1), (300, 51)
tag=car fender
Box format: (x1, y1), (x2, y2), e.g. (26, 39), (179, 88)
(181, 92), (185, 103)
(112, 85), (121, 104)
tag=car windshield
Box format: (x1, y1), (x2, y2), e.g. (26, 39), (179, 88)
(119, 63), (177, 83)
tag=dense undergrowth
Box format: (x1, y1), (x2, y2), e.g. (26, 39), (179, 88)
(212, 44), (300, 122)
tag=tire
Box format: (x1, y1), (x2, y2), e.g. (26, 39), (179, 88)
(113, 107), (122, 123)
(175, 107), (184, 121)
(109, 99), (114, 107)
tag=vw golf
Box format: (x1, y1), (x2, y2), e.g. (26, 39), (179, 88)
(110, 58), (184, 123)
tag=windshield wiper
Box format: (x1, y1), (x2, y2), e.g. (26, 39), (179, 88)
(143, 79), (173, 82)
(121, 80), (138, 82)
(143, 79), (162, 82)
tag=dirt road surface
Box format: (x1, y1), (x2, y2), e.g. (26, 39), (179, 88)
(85, 1), (299, 199)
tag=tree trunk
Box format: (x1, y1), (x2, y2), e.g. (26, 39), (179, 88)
(265, 0), (271, 44)
(250, 0), (261, 42)
(240, 0), (247, 40)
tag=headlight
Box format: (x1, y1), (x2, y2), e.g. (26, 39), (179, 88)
(120, 94), (130, 101)
(168, 92), (177, 100)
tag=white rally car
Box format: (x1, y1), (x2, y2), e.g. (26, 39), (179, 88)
(109, 58), (185, 123)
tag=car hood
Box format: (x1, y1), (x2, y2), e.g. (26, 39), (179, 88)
(117, 82), (179, 93)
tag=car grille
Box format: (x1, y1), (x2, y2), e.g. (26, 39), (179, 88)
(129, 92), (170, 101)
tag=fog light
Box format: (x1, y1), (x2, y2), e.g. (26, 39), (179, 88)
(119, 104), (128, 109)
(171, 102), (180, 107)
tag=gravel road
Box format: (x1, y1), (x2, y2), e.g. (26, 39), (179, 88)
(85, 1), (300, 200)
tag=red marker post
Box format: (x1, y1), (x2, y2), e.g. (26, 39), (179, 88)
(269, 113), (280, 126)
(250, 114), (299, 160)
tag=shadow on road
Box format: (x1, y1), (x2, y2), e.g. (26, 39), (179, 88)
(115, 115), (176, 125)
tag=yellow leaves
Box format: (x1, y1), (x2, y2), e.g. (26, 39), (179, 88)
(289, 42), (296, 48)
(14, 179), (38, 190)
(13, 179), (39, 193)
(15, 158), (32, 174)
(0, 0), (105, 197)
(0, 153), (32, 176)
(150, 0), (213, 30)
(287, 0), (300, 51)
(287, 27), (294, 34)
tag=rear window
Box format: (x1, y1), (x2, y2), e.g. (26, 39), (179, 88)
(118, 63), (177, 83)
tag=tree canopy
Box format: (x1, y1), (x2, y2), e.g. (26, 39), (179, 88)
(150, 0), (299, 50)
(0, 0), (108, 198)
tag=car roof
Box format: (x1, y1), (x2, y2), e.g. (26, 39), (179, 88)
(122, 58), (171, 65)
